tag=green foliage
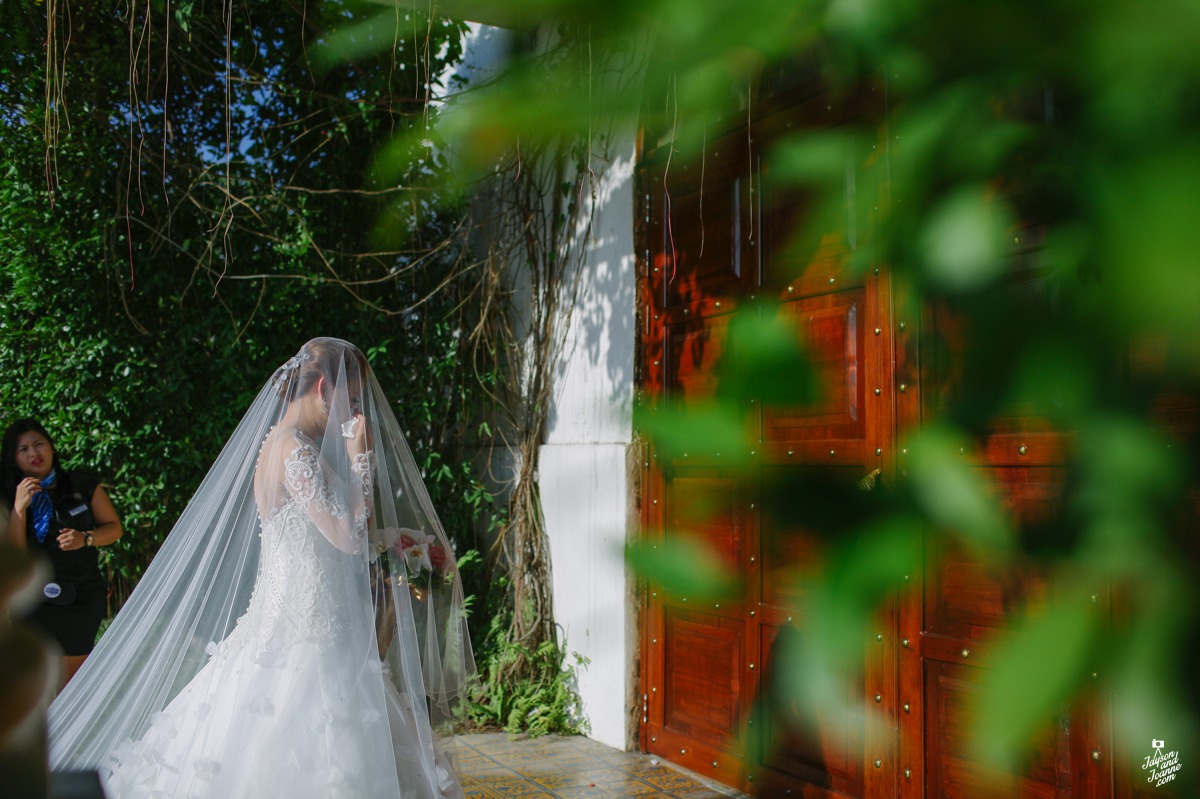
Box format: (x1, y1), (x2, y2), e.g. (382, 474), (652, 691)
(407, 0), (1200, 779)
(625, 535), (739, 602)
(9, 0), (1199, 769)
(462, 587), (589, 737)
(904, 425), (1014, 559)
(0, 1), (554, 738)
(974, 584), (1103, 766)
(0, 2), (499, 622)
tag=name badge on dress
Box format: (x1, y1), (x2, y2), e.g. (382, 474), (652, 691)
(60, 502), (91, 527)
(42, 581), (76, 605)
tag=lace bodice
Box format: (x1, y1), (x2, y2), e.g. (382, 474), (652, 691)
(215, 430), (377, 659)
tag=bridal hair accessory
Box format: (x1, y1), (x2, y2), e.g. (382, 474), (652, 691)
(271, 349), (311, 395)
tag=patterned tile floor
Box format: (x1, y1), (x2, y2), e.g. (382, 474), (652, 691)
(455, 733), (750, 799)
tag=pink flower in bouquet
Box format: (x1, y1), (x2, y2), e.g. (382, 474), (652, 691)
(387, 528), (422, 558)
(375, 527), (451, 581)
(388, 528), (434, 576)
(428, 544), (448, 573)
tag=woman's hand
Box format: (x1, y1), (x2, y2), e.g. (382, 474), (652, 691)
(57, 528), (90, 551)
(13, 477), (42, 515)
(344, 413), (368, 458)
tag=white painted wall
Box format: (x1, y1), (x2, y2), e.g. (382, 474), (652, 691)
(450, 24), (641, 751)
(540, 143), (638, 750)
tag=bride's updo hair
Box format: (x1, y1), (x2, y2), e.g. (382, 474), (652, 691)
(273, 337), (368, 400)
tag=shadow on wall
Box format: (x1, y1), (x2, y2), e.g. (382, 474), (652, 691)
(549, 149), (638, 436)
(448, 24), (513, 96)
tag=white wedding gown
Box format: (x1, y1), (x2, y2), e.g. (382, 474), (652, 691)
(101, 430), (460, 799)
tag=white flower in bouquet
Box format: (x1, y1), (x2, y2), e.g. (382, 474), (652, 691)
(367, 526), (401, 562)
(400, 531), (436, 576)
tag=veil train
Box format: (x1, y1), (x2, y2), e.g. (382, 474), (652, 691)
(48, 338), (475, 799)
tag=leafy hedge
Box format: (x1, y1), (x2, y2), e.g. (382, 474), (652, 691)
(0, 2), (498, 623)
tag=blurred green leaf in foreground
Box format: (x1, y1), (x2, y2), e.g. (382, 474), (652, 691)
(342, 0), (1200, 787)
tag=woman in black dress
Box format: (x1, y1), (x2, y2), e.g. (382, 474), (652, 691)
(2, 419), (123, 687)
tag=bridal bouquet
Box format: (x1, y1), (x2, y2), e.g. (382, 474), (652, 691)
(369, 526), (452, 585)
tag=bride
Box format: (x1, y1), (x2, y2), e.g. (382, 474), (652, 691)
(48, 338), (475, 798)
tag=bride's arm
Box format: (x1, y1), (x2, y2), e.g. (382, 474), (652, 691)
(345, 413), (376, 532)
(282, 433), (375, 554)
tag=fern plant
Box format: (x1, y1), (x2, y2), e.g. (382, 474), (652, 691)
(462, 593), (589, 737)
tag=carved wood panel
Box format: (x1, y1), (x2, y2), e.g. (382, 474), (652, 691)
(924, 467), (1064, 642)
(765, 291), (867, 444)
(908, 281), (1112, 799)
(661, 608), (745, 747)
(925, 661), (1072, 799)
(664, 316), (730, 406)
(757, 622), (866, 797)
(639, 75), (893, 798)
(637, 71), (1197, 799)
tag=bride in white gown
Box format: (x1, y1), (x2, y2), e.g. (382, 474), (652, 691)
(47, 338), (475, 798)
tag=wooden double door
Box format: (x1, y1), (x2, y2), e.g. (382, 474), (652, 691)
(635, 77), (1121, 799)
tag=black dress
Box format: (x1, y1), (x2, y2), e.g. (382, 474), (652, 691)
(23, 469), (107, 656)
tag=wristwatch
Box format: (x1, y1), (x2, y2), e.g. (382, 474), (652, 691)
(84, 531), (95, 547)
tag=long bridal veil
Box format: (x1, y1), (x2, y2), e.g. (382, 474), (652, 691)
(47, 338), (475, 798)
